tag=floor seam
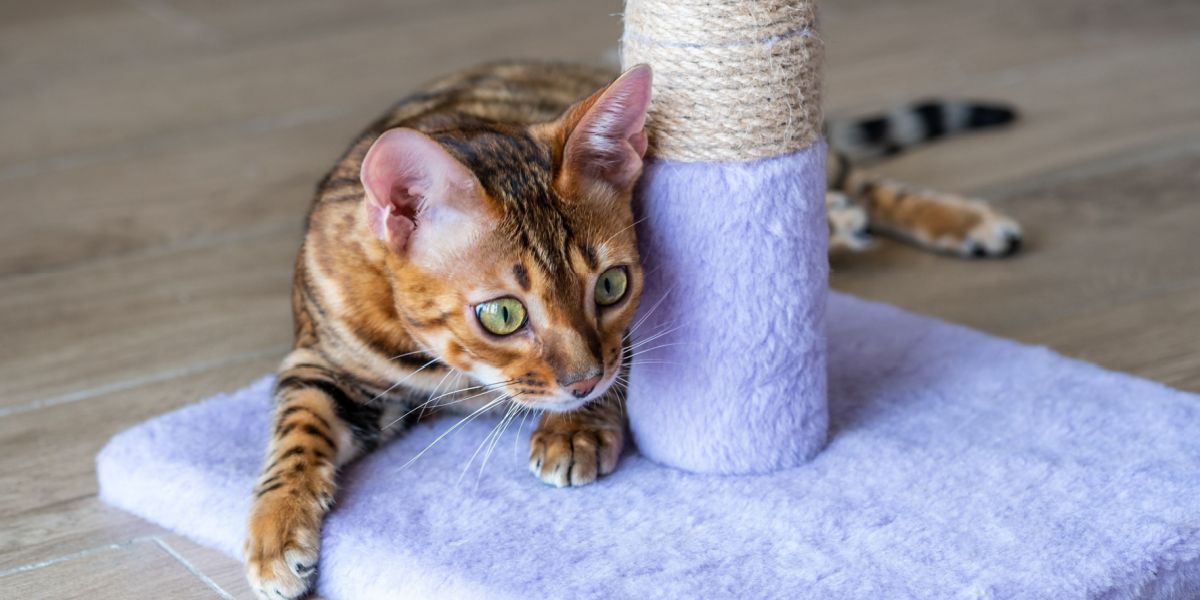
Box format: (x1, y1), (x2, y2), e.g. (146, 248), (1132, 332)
(0, 537), (153, 579)
(154, 536), (237, 600)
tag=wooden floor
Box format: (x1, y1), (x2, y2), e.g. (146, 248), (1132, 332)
(3, 1), (1199, 597)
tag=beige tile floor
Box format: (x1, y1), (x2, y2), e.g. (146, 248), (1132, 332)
(3, 0), (1198, 597)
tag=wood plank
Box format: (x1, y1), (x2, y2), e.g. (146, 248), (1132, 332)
(0, 356), (279, 516)
(0, 232), (295, 410)
(0, 0), (536, 94)
(1, 0), (622, 276)
(0, 498), (164, 574)
(1015, 285), (1200, 393)
(0, 538), (220, 599)
(2, 114), (354, 276)
(1, 0), (620, 170)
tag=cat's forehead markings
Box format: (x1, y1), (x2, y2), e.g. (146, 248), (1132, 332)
(580, 244), (599, 271)
(512, 264), (530, 291)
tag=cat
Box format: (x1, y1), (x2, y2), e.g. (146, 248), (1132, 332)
(243, 60), (1022, 599)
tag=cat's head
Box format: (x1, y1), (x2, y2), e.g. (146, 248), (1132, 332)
(360, 65), (652, 412)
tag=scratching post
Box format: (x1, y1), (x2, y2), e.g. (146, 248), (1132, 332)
(622, 0), (828, 473)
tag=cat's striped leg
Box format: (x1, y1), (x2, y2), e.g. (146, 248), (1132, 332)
(529, 391), (627, 488)
(244, 351), (383, 600)
(850, 173), (1022, 258)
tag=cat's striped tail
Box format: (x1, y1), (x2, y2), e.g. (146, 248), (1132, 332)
(825, 100), (1017, 161)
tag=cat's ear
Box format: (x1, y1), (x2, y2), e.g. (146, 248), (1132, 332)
(559, 64), (652, 191)
(360, 128), (489, 258)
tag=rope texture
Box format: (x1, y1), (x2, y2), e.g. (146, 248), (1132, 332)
(621, 0), (823, 162)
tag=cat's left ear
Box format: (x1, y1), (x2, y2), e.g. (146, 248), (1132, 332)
(557, 64), (652, 192)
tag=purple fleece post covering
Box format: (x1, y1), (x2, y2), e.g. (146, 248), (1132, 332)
(98, 293), (1200, 600)
(627, 144), (829, 474)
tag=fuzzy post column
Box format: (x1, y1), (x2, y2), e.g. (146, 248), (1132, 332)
(622, 0), (828, 473)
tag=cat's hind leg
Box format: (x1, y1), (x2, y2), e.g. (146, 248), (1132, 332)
(851, 174), (1022, 258)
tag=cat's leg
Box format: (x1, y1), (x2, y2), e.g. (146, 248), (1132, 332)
(244, 350), (388, 600)
(528, 393), (626, 488)
(826, 190), (872, 252)
(849, 173), (1022, 258)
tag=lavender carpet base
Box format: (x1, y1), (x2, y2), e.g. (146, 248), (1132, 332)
(97, 293), (1200, 600)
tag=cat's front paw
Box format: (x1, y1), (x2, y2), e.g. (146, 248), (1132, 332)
(245, 496), (323, 600)
(528, 416), (624, 488)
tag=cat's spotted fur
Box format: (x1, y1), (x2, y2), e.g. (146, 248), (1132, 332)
(244, 61), (1021, 599)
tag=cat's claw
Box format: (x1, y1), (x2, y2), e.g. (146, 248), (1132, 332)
(528, 425), (623, 488)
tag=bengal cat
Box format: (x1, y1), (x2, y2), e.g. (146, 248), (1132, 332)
(243, 61), (1021, 599)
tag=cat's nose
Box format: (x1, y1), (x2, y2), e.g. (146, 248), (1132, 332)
(560, 370), (602, 399)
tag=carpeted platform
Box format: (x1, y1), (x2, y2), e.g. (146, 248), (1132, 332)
(97, 293), (1200, 599)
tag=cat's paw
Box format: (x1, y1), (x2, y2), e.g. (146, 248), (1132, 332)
(957, 202), (1022, 258)
(528, 419), (624, 488)
(245, 496), (323, 600)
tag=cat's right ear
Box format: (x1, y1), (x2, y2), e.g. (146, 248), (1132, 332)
(360, 128), (487, 258)
(555, 64), (652, 193)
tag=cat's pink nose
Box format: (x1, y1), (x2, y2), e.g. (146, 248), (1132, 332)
(562, 373), (602, 399)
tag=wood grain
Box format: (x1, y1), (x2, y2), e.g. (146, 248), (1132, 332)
(0, 538), (219, 599)
(0, 233), (295, 410)
(0, 356), (279, 517)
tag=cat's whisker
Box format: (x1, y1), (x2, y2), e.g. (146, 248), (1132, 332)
(370, 357), (441, 404)
(514, 405), (536, 458)
(625, 323), (684, 351)
(624, 360), (683, 368)
(624, 331), (681, 362)
(475, 402), (523, 487)
(626, 340), (686, 356)
(382, 379), (516, 432)
(624, 342), (687, 364)
(389, 348), (430, 361)
(624, 323), (677, 351)
(399, 395), (509, 471)
(624, 285), (675, 341)
(457, 394), (526, 485)
(601, 215), (648, 247)
(422, 379), (516, 411)
(416, 368), (459, 421)
(458, 402), (515, 485)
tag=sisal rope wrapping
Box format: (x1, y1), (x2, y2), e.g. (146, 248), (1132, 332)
(621, 0), (823, 162)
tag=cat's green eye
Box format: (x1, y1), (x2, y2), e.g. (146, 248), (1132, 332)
(475, 298), (527, 336)
(595, 267), (628, 307)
